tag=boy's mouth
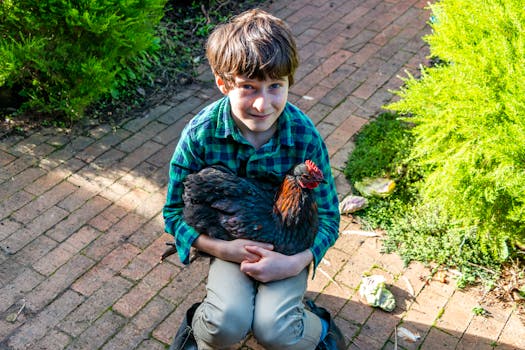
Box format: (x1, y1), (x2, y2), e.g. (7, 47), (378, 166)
(250, 113), (272, 119)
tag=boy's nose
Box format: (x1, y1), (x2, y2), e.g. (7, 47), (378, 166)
(252, 91), (270, 112)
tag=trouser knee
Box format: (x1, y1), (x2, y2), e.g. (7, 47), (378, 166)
(252, 310), (304, 349)
(192, 303), (251, 348)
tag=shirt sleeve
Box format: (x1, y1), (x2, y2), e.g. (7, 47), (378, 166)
(308, 137), (341, 272)
(163, 124), (204, 265)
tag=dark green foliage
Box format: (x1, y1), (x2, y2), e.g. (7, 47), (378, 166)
(0, 0), (166, 120)
(344, 112), (420, 204)
(344, 112), (414, 182)
(344, 113), (500, 286)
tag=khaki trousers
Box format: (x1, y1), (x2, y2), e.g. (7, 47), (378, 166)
(192, 258), (322, 350)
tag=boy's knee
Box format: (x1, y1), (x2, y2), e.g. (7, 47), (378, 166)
(193, 302), (252, 347)
(252, 310), (304, 348)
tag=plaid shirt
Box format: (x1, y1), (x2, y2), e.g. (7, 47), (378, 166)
(163, 96), (340, 271)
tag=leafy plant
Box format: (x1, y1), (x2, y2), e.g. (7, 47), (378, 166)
(386, 0), (525, 263)
(0, 0), (167, 121)
(472, 306), (488, 316)
(344, 113), (499, 286)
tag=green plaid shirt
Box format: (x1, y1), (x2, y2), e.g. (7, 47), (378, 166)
(163, 96), (340, 271)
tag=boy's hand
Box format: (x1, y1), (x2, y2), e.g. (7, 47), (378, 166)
(240, 246), (313, 283)
(193, 235), (273, 264)
(221, 239), (274, 264)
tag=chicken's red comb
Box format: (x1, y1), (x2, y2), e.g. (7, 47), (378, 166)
(305, 160), (322, 176)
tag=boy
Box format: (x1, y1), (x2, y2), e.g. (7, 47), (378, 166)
(163, 8), (344, 350)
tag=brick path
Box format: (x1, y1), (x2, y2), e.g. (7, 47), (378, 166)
(1, 0), (524, 349)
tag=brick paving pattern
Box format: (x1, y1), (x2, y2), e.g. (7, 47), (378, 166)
(1, 0), (524, 349)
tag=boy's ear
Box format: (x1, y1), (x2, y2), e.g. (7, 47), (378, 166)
(215, 76), (229, 95)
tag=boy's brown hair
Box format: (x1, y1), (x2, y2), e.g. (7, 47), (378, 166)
(206, 8), (299, 88)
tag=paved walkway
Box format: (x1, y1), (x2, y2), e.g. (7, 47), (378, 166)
(1, 0), (524, 349)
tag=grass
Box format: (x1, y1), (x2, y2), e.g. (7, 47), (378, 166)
(344, 112), (504, 288)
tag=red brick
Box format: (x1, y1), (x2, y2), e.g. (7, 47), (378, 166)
(0, 218), (22, 241)
(153, 286), (207, 344)
(1, 227), (39, 254)
(102, 296), (175, 350)
(498, 310), (525, 349)
(76, 129), (130, 163)
(62, 225), (101, 252)
(420, 327), (459, 350)
(11, 180), (77, 223)
(113, 262), (176, 318)
(57, 184), (96, 212)
(0, 166), (44, 200)
(114, 187), (151, 212)
(0, 156), (38, 182)
(60, 275), (132, 336)
(66, 310), (126, 349)
(136, 339), (166, 350)
(335, 245), (380, 290)
(0, 190), (33, 221)
(71, 263), (115, 297)
(88, 203), (128, 231)
(377, 251), (406, 276)
(353, 71), (392, 100)
(324, 115), (368, 156)
(72, 243), (140, 296)
(26, 205), (69, 234)
(33, 244), (76, 276)
(46, 195), (111, 242)
(157, 96), (205, 124)
(308, 247), (351, 296)
(293, 50), (353, 96)
(13, 235), (58, 270)
(127, 217), (166, 250)
(399, 287), (449, 349)
(118, 119), (166, 150)
(121, 141), (165, 173)
(90, 147), (127, 171)
(0, 267), (45, 313)
(159, 259), (207, 304)
(83, 212), (147, 261)
(25, 170), (71, 196)
(27, 255), (94, 310)
(340, 5), (371, 25)
(6, 290), (84, 349)
(120, 236), (169, 281)
(134, 192), (164, 220)
(462, 300), (513, 344)
(0, 149), (15, 166)
(32, 329), (71, 350)
(360, 309), (399, 346)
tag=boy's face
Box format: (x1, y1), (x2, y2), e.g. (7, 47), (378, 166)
(216, 75), (289, 145)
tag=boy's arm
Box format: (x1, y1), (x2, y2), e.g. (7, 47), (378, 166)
(163, 124), (206, 264)
(309, 140), (341, 271)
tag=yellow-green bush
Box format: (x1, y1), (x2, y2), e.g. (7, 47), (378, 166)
(0, 0), (166, 120)
(387, 0), (525, 261)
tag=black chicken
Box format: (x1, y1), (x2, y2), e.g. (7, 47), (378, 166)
(162, 160), (325, 260)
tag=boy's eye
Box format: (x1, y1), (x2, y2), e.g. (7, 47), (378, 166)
(270, 83), (282, 89)
(240, 84), (255, 90)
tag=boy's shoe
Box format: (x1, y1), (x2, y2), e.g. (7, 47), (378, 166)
(305, 299), (346, 350)
(169, 303), (201, 350)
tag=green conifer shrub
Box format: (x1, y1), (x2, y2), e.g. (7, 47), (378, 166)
(0, 0), (166, 120)
(387, 0), (525, 262)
